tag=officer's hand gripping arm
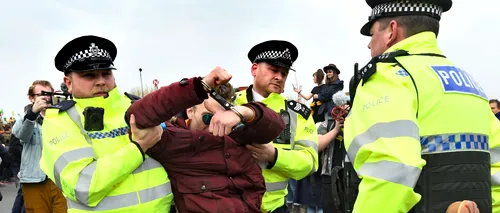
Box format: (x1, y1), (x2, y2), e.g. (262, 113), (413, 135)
(270, 112), (319, 180)
(229, 102), (285, 145)
(40, 115), (145, 207)
(347, 73), (425, 213)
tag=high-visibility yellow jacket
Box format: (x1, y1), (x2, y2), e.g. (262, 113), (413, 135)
(490, 114), (500, 211)
(40, 87), (173, 213)
(345, 32), (495, 213)
(235, 87), (319, 212)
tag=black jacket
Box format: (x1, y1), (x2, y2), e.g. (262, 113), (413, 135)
(317, 80), (344, 117)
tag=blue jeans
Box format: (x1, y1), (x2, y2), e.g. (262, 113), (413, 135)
(286, 179), (297, 203)
(307, 206), (323, 213)
(11, 186), (26, 213)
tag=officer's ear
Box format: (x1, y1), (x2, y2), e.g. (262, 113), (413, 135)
(251, 63), (259, 77)
(386, 20), (403, 47)
(63, 74), (73, 93)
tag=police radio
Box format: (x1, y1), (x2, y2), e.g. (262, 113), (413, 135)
(274, 109), (291, 145)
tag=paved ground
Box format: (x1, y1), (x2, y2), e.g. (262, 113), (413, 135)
(0, 183), (17, 213)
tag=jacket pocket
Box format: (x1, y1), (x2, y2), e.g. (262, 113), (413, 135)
(176, 176), (234, 212)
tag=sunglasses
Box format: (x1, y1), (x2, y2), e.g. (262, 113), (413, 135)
(201, 113), (214, 125)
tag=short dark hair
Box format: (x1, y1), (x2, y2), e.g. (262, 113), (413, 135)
(378, 15), (440, 38)
(216, 82), (235, 101)
(313, 69), (325, 84)
(28, 80), (54, 97)
(490, 99), (500, 108)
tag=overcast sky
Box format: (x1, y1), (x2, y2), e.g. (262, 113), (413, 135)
(0, 0), (498, 118)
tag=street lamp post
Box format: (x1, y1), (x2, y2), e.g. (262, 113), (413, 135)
(139, 68), (144, 97)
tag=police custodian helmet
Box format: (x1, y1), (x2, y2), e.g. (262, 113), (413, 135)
(248, 40), (299, 71)
(54, 35), (117, 74)
(360, 0), (453, 36)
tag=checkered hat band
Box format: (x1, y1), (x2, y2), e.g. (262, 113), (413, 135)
(254, 50), (292, 62)
(370, 1), (443, 21)
(64, 48), (112, 69)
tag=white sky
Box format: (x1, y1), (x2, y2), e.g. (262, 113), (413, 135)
(1, 0), (498, 118)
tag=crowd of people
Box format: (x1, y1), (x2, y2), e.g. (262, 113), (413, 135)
(0, 120), (19, 185)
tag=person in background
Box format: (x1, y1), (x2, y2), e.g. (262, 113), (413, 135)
(490, 99), (500, 120)
(12, 80), (67, 213)
(235, 40), (319, 213)
(315, 64), (343, 121)
(10, 105), (36, 213)
(294, 69), (326, 123)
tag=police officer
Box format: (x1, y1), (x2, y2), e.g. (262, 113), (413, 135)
(344, 0), (497, 212)
(234, 40), (319, 213)
(39, 35), (174, 212)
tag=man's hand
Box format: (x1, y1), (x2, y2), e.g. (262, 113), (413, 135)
(334, 117), (344, 132)
(313, 94), (319, 99)
(203, 67), (232, 89)
(208, 110), (241, 137)
(31, 96), (49, 113)
(129, 114), (162, 152)
(246, 143), (276, 163)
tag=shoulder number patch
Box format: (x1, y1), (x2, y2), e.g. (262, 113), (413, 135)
(287, 100), (311, 119)
(431, 66), (487, 99)
(48, 100), (76, 112)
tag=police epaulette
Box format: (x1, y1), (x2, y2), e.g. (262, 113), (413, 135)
(287, 100), (311, 119)
(48, 100), (76, 112)
(124, 92), (141, 104)
(358, 50), (409, 86)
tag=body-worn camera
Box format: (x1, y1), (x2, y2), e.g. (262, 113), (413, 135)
(83, 107), (105, 131)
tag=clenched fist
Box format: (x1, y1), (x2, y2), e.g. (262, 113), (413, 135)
(203, 67), (232, 89)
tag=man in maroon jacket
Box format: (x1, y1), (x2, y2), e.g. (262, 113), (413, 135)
(126, 67), (285, 213)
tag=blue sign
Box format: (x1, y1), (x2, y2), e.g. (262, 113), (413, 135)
(431, 66), (487, 99)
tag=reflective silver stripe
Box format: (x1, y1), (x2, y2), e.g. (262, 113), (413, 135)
(265, 180), (288, 192)
(67, 183), (172, 211)
(54, 147), (96, 189)
(295, 140), (318, 153)
(75, 162), (97, 205)
(347, 120), (419, 165)
(139, 182), (172, 203)
(492, 171), (500, 185)
(74, 157), (165, 205)
(132, 157), (163, 174)
(67, 106), (93, 145)
(491, 147), (500, 164)
(357, 160), (421, 188)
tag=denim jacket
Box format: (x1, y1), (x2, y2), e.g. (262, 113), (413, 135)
(12, 111), (47, 183)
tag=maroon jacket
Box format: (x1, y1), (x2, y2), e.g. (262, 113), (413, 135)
(126, 77), (285, 213)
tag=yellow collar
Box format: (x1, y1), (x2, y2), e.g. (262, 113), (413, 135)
(74, 87), (122, 109)
(385, 31), (443, 55)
